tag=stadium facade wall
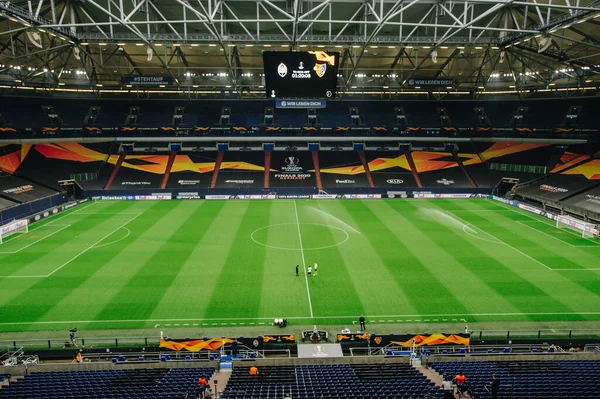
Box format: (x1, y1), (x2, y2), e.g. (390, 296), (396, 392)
(0, 192), (67, 226)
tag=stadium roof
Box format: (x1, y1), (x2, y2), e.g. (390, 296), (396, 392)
(1, 0), (600, 97)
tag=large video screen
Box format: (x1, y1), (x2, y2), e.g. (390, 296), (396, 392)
(263, 51), (339, 99)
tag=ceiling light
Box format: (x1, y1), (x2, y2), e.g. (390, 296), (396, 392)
(80, 42), (89, 46)
(159, 85), (166, 88)
(173, 43), (181, 47)
(99, 43), (107, 46)
(422, 46), (431, 49)
(585, 79), (592, 83)
(154, 43), (163, 47)
(117, 43), (126, 46)
(335, 45), (343, 48)
(96, 84), (103, 87)
(246, 44), (254, 47)
(264, 44), (272, 47)
(209, 44), (217, 47)
(475, 46), (483, 49)
(440, 46), (448, 49)
(191, 44), (199, 47)
(228, 44), (236, 47)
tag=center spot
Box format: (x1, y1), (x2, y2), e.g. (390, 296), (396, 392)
(251, 223), (349, 251)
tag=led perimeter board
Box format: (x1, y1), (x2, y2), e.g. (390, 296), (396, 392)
(263, 51), (340, 99)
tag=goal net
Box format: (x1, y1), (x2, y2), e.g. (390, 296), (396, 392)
(0, 219), (29, 244)
(556, 215), (598, 239)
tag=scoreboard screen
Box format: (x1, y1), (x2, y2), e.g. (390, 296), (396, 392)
(263, 51), (339, 99)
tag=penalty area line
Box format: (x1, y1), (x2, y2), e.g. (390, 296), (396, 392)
(45, 213), (142, 277)
(446, 211), (553, 271)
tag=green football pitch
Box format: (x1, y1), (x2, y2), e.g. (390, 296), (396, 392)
(0, 198), (599, 334)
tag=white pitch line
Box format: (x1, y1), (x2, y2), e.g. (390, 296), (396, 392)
(45, 201), (98, 226)
(294, 200), (313, 318)
(552, 268), (600, 271)
(488, 200), (600, 245)
(45, 213), (142, 277)
(91, 228), (131, 249)
(516, 221), (580, 248)
(0, 225), (71, 254)
(446, 211), (553, 271)
(3, 311), (600, 326)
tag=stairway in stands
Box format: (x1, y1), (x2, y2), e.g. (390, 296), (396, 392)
(452, 151), (477, 188)
(405, 151), (423, 188)
(311, 150), (323, 190)
(264, 150), (272, 188)
(160, 151), (177, 189)
(210, 151), (225, 189)
(357, 150), (375, 187)
(103, 152), (126, 190)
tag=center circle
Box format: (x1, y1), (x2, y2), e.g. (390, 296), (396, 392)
(251, 223), (349, 251)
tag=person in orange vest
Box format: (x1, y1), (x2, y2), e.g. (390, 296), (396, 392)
(249, 365), (259, 376)
(75, 352), (82, 363)
(454, 372), (467, 397)
(197, 376), (207, 398)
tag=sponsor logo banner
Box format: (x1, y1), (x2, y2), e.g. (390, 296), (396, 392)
(407, 78), (454, 87)
(178, 180), (201, 185)
(121, 181), (151, 186)
(279, 195), (311, 199)
(236, 195), (277, 200)
(335, 179), (356, 184)
(95, 195), (171, 200)
(312, 194), (338, 199)
(177, 194), (203, 199)
(540, 184), (568, 193)
(276, 100), (326, 109)
(436, 179), (455, 186)
(386, 179), (404, 185)
(413, 193), (481, 199)
(342, 194), (382, 199)
(123, 76), (173, 86)
(3, 185), (34, 195)
(225, 180), (255, 184)
(206, 195), (235, 200)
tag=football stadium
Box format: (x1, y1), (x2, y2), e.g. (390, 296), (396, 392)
(1, 0), (600, 398)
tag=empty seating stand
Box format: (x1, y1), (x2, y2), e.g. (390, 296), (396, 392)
(429, 360), (600, 399)
(0, 367), (215, 399)
(221, 363), (444, 399)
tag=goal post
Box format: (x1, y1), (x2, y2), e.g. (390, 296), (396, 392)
(0, 219), (29, 244)
(556, 215), (598, 239)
